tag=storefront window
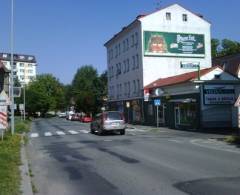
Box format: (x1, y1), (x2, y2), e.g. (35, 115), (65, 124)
(179, 103), (196, 125)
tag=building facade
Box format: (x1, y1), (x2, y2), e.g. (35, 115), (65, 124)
(144, 66), (240, 129)
(0, 53), (37, 85)
(104, 4), (212, 124)
(0, 61), (10, 94)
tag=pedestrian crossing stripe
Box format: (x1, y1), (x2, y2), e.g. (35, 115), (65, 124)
(68, 130), (79, 134)
(44, 132), (52, 137)
(56, 131), (65, 135)
(30, 133), (39, 138)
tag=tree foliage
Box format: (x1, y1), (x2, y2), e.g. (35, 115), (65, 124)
(25, 74), (65, 116)
(71, 65), (107, 114)
(211, 38), (240, 58)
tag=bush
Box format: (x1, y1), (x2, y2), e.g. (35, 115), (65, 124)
(224, 135), (240, 144)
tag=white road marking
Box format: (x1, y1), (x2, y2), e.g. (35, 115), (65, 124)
(126, 128), (146, 132)
(68, 130), (79, 135)
(79, 130), (89, 134)
(190, 139), (240, 154)
(56, 131), (65, 135)
(169, 139), (183, 144)
(44, 132), (52, 137)
(30, 133), (39, 138)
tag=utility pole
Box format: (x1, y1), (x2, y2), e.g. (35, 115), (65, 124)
(10, 0), (15, 135)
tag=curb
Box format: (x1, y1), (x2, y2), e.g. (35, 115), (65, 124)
(20, 135), (33, 195)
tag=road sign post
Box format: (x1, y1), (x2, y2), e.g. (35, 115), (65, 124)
(154, 99), (161, 127)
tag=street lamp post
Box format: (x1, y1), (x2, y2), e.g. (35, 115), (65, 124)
(10, 0), (15, 134)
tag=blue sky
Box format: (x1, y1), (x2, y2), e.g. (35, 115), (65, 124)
(0, 0), (239, 84)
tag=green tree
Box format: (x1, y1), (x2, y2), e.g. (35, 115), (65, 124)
(211, 38), (220, 58)
(72, 65), (101, 114)
(25, 74), (65, 116)
(220, 39), (240, 56)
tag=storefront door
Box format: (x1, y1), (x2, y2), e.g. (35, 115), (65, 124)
(174, 107), (180, 127)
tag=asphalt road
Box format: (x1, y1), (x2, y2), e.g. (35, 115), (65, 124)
(27, 118), (240, 195)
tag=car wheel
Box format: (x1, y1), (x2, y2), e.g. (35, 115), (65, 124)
(98, 128), (105, 136)
(120, 129), (125, 135)
(90, 125), (95, 134)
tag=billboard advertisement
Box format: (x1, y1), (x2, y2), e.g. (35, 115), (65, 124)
(144, 31), (205, 58)
(203, 85), (235, 105)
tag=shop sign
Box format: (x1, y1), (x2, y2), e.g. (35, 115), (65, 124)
(203, 85), (235, 105)
(144, 31), (205, 58)
(180, 62), (199, 69)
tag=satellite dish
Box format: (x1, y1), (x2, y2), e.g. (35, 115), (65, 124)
(154, 88), (164, 96)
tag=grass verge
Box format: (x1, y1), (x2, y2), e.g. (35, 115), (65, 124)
(0, 133), (21, 195)
(0, 118), (32, 195)
(224, 135), (240, 145)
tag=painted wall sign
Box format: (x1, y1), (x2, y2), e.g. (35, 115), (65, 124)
(203, 85), (235, 105)
(144, 31), (205, 58)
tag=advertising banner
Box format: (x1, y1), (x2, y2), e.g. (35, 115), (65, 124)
(203, 85), (235, 105)
(144, 31), (205, 58)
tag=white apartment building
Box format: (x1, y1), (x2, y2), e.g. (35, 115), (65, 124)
(0, 53), (37, 85)
(104, 4), (211, 103)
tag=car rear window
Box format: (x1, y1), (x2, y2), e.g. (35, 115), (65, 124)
(106, 112), (122, 120)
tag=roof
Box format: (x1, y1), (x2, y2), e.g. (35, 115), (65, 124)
(0, 60), (10, 72)
(104, 3), (210, 47)
(0, 53), (37, 63)
(213, 53), (240, 76)
(144, 66), (219, 89)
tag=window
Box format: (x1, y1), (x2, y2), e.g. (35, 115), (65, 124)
(28, 69), (33, 74)
(136, 54), (139, 69)
(19, 56), (25, 60)
(133, 80), (136, 94)
(123, 60), (126, 73)
(20, 63), (24, 67)
(126, 38), (129, 50)
(28, 64), (33, 67)
(137, 79), (140, 95)
(182, 14), (188, 22)
(123, 40), (126, 52)
(127, 82), (130, 97)
(132, 56), (135, 70)
(119, 84), (122, 97)
(127, 59), (129, 72)
(20, 69), (24, 73)
(28, 56), (33, 60)
(118, 44), (121, 55)
(166, 12), (171, 20)
(135, 32), (138, 48)
(131, 34), (134, 47)
(115, 46), (118, 58)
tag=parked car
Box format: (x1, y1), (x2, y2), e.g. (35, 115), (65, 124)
(80, 115), (92, 123)
(71, 113), (81, 121)
(57, 112), (67, 118)
(90, 111), (125, 135)
(66, 111), (74, 120)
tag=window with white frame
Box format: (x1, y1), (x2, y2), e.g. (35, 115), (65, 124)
(132, 56), (135, 70)
(123, 40), (126, 52)
(128, 81), (130, 97)
(131, 34), (134, 47)
(182, 14), (188, 22)
(115, 46), (118, 58)
(123, 60), (126, 73)
(135, 32), (138, 48)
(126, 38), (129, 50)
(166, 12), (171, 20)
(19, 63), (24, 67)
(133, 80), (136, 94)
(136, 54), (139, 69)
(127, 59), (129, 72)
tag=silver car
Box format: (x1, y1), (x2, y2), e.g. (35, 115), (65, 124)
(90, 111), (126, 135)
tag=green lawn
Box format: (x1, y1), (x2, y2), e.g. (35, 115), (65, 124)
(0, 118), (31, 195)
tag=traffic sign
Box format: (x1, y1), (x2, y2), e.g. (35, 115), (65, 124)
(154, 99), (161, 106)
(0, 105), (8, 129)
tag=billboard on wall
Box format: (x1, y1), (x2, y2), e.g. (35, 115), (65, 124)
(144, 31), (205, 58)
(203, 85), (235, 105)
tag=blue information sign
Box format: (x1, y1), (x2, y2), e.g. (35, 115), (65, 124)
(154, 99), (161, 106)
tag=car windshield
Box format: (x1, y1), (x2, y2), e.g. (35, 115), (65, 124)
(106, 112), (122, 120)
